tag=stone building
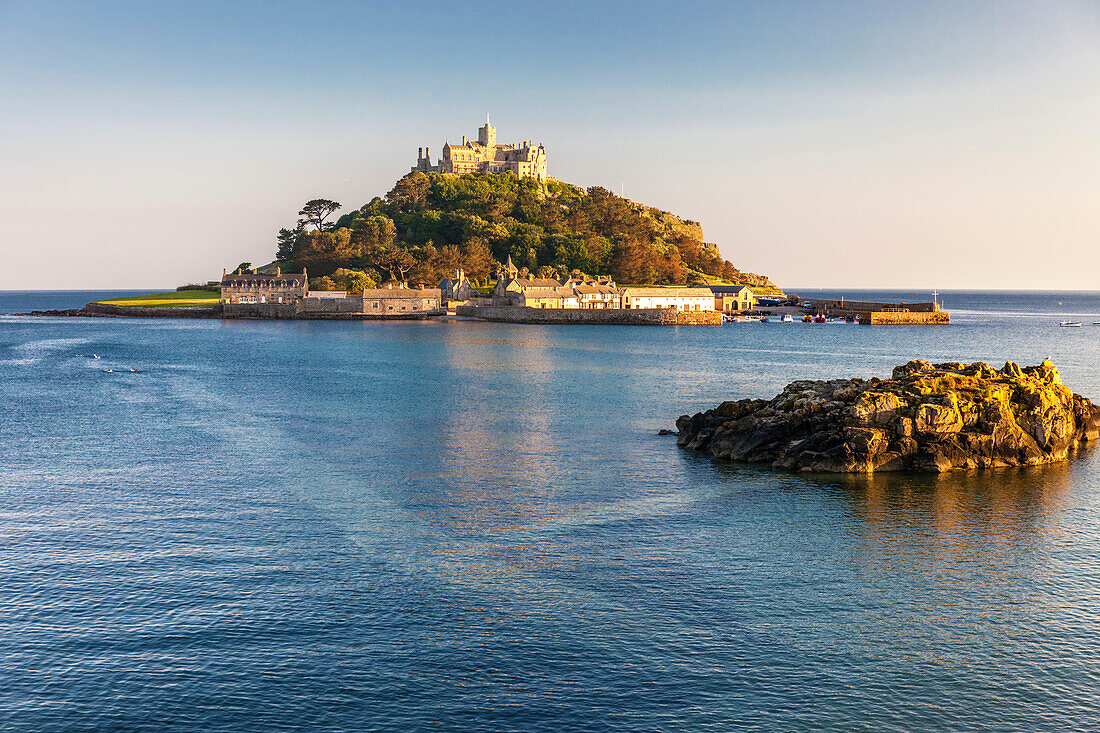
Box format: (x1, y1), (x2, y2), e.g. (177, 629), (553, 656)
(711, 285), (755, 313)
(412, 119), (547, 182)
(438, 269), (473, 302)
(354, 283), (442, 316)
(221, 267), (307, 306)
(222, 272), (442, 319)
(619, 287), (715, 312)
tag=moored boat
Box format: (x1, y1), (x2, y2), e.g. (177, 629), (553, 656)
(1059, 321), (1083, 327)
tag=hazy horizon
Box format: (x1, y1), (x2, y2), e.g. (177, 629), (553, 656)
(2, 0), (1098, 291)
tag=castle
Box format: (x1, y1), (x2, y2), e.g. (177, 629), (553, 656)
(412, 118), (547, 182)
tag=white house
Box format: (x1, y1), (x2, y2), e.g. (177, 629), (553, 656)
(619, 287), (715, 312)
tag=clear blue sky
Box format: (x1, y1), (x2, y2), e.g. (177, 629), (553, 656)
(2, 0), (1098, 289)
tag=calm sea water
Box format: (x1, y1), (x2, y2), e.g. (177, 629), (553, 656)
(2, 290), (1099, 732)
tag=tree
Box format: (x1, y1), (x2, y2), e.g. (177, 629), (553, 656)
(276, 227), (300, 262)
(332, 268), (376, 294)
(460, 238), (496, 283)
(297, 199), (341, 232)
(308, 275), (339, 291)
(351, 215), (397, 256)
(386, 173), (430, 214)
(296, 228), (357, 273)
(366, 244), (416, 282)
(234, 262), (253, 274)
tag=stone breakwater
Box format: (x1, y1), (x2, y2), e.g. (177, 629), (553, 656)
(676, 360), (1100, 473)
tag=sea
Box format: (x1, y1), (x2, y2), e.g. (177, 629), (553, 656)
(1, 289), (1099, 732)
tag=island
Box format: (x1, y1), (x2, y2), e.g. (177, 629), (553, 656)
(23, 120), (945, 326)
(675, 360), (1100, 473)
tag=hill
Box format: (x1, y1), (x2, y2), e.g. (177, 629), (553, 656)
(276, 173), (782, 294)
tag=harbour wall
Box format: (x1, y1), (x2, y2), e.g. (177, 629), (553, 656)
(804, 298), (940, 314)
(83, 303), (222, 318)
(222, 302), (444, 319)
(859, 310), (950, 325)
(455, 305), (722, 326)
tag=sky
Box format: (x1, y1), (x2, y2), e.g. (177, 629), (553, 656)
(1, 0), (1098, 291)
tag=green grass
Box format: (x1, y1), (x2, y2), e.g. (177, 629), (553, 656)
(97, 289), (220, 308)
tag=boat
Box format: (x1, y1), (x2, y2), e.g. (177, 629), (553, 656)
(1093, 322), (1100, 326)
(1059, 321), (1083, 327)
(802, 315), (813, 323)
(813, 315), (826, 323)
(781, 314), (794, 323)
(760, 317), (770, 323)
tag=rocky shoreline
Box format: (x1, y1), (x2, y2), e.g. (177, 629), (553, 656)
(676, 360), (1100, 473)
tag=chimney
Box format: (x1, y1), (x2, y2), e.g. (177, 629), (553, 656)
(275, 266), (281, 276)
(418, 147), (423, 159)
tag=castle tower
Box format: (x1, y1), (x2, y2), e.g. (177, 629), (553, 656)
(478, 117), (496, 147)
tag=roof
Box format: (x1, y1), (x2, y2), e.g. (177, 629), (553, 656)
(222, 272), (306, 286)
(522, 287), (578, 300)
(514, 278), (563, 289)
(360, 288), (441, 299)
(708, 285), (754, 295)
(574, 284), (619, 295)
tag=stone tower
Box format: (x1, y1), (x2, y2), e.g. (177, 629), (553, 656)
(478, 119), (496, 147)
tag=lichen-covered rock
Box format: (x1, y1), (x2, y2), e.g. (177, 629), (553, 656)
(676, 360), (1100, 473)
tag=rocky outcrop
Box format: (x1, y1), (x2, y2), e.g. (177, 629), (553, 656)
(676, 360), (1100, 473)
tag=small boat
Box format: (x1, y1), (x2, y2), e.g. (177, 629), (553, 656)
(760, 317), (770, 323)
(781, 314), (794, 323)
(802, 315), (813, 323)
(129, 368), (142, 372)
(1093, 322), (1100, 326)
(1059, 321), (1083, 327)
(813, 315), (826, 323)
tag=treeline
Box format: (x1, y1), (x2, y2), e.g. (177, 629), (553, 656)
(276, 172), (752, 287)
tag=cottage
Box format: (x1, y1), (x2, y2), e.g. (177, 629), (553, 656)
(438, 269), (474, 302)
(574, 283), (621, 309)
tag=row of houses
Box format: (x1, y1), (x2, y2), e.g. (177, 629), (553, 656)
(220, 262), (760, 319)
(219, 267), (443, 317)
(443, 257), (759, 313)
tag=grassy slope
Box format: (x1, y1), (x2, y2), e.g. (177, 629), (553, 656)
(97, 290), (220, 307)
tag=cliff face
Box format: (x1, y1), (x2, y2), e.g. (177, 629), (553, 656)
(639, 205), (783, 294)
(676, 360), (1100, 473)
